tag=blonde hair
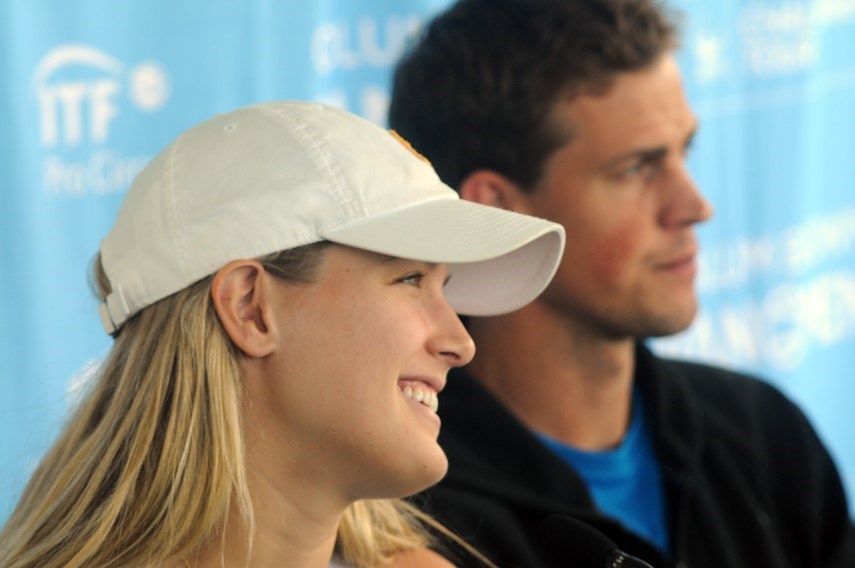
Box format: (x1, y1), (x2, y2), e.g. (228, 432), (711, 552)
(0, 243), (450, 568)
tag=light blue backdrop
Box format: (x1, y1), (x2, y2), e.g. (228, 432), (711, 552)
(1, 0), (853, 522)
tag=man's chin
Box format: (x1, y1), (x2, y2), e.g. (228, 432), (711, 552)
(641, 304), (699, 338)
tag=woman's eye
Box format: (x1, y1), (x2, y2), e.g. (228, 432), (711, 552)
(398, 272), (425, 287)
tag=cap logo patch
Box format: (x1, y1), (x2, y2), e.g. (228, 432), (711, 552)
(389, 129), (432, 167)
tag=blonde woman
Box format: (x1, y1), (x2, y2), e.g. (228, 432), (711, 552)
(0, 102), (564, 568)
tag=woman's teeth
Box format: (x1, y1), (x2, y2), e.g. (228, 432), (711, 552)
(401, 384), (439, 413)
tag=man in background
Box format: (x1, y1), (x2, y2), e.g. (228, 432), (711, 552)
(389, 0), (855, 566)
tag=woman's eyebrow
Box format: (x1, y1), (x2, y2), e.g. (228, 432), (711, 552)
(381, 256), (438, 270)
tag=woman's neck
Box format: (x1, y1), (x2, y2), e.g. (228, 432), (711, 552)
(188, 455), (344, 568)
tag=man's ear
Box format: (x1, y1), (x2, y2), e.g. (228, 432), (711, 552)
(211, 260), (278, 358)
(458, 169), (530, 213)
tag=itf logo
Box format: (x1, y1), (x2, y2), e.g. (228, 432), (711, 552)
(32, 44), (170, 196)
(310, 14), (421, 125)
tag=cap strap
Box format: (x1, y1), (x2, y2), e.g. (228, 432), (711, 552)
(99, 287), (131, 335)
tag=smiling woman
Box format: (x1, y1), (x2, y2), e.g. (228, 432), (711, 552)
(0, 101), (564, 568)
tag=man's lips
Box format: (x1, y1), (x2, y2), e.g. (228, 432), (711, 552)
(657, 253), (696, 270)
(651, 255), (697, 284)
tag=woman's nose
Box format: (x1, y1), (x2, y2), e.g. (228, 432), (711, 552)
(428, 300), (476, 367)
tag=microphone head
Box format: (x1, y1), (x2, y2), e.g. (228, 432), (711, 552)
(536, 514), (617, 567)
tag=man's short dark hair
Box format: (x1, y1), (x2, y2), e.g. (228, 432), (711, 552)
(389, 0), (680, 191)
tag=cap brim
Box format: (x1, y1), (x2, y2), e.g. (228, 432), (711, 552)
(322, 196), (565, 316)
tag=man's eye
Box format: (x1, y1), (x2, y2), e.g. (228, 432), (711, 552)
(620, 159), (660, 181)
(398, 272), (425, 287)
(623, 162), (646, 176)
(626, 160), (653, 176)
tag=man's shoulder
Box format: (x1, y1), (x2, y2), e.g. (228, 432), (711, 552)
(644, 348), (797, 416)
(650, 349), (769, 387)
(643, 347), (824, 458)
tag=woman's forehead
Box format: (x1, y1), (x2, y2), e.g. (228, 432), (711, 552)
(326, 244), (444, 271)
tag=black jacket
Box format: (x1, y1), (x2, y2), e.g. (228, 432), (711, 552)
(419, 344), (855, 568)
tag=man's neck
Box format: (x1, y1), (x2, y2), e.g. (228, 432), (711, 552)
(466, 301), (636, 451)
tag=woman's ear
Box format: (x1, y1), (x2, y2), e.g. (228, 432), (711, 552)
(458, 169), (530, 213)
(211, 260), (278, 358)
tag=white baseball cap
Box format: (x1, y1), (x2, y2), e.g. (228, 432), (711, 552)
(98, 101), (565, 334)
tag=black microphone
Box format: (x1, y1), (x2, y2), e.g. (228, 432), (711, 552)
(536, 514), (656, 568)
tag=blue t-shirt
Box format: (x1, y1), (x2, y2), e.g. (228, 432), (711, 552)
(537, 389), (671, 553)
